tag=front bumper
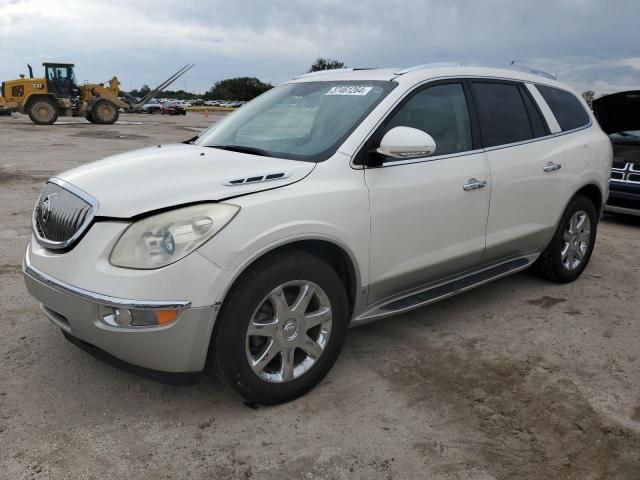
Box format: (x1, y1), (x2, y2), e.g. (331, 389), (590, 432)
(23, 256), (217, 373)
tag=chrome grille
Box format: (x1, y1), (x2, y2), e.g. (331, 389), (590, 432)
(610, 161), (640, 184)
(32, 179), (98, 250)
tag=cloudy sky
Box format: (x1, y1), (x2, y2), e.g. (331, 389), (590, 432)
(1, 0), (638, 95)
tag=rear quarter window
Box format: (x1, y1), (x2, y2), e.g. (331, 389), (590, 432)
(536, 85), (590, 131)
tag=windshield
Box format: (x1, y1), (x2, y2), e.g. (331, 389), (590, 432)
(194, 81), (395, 161)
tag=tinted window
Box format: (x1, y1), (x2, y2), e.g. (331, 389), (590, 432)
(384, 83), (473, 156)
(521, 87), (548, 137)
(473, 82), (534, 147)
(536, 85), (590, 131)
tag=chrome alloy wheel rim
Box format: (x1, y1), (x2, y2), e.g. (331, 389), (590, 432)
(561, 210), (591, 271)
(245, 281), (333, 383)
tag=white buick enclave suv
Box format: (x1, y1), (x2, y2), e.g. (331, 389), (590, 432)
(24, 64), (612, 404)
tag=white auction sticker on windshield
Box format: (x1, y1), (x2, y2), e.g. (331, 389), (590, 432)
(325, 86), (373, 96)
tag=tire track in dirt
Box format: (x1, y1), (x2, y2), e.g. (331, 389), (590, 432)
(376, 339), (640, 479)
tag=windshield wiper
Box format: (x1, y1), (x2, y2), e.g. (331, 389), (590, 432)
(207, 145), (271, 157)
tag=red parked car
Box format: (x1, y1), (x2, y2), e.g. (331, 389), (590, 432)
(161, 102), (187, 115)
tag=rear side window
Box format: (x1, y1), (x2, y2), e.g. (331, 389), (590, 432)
(472, 82), (539, 147)
(521, 89), (548, 138)
(536, 85), (590, 131)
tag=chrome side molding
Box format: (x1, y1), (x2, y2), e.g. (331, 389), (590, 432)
(352, 255), (538, 325)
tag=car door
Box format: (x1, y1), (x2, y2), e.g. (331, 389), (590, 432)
(470, 80), (571, 262)
(362, 80), (491, 305)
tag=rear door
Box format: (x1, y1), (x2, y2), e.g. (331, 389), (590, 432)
(471, 80), (570, 262)
(363, 81), (491, 304)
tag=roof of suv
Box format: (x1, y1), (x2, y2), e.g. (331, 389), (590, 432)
(288, 63), (567, 90)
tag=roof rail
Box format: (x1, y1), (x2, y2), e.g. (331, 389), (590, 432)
(394, 62), (462, 75)
(292, 68), (354, 80)
(507, 64), (557, 80)
(394, 62), (556, 80)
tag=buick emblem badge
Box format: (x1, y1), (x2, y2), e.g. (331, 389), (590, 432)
(41, 194), (53, 224)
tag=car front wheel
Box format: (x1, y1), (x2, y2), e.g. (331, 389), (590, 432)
(213, 250), (349, 404)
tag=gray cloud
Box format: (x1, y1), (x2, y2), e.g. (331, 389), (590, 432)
(1, 0), (638, 94)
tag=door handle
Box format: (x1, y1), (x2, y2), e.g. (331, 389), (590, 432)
(543, 162), (562, 172)
(463, 178), (487, 191)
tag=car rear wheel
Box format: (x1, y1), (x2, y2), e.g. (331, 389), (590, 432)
(214, 250), (349, 405)
(532, 195), (598, 283)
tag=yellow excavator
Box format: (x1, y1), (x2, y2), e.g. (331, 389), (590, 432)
(0, 63), (194, 125)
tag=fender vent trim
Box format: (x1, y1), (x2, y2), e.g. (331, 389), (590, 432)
(223, 171), (291, 186)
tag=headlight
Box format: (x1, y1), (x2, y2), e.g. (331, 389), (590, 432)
(110, 203), (239, 269)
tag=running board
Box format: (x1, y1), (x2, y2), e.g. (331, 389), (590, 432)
(353, 255), (537, 325)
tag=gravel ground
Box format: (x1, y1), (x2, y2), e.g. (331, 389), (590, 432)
(1, 112), (639, 479)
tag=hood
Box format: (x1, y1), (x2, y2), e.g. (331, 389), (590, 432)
(58, 144), (315, 218)
(592, 90), (640, 134)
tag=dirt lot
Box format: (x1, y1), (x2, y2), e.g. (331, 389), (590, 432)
(1, 112), (639, 479)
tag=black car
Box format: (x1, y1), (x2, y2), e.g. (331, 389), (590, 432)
(593, 90), (640, 216)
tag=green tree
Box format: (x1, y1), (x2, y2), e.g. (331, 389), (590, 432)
(128, 84), (151, 98)
(205, 77), (272, 101)
(308, 57), (347, 72)
(582, 90), (595, 108)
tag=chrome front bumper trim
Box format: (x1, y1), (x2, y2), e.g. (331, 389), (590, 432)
(24, 259), (215, 372)
(23, 254), (191, 310)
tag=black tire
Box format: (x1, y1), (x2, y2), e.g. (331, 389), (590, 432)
(90, 100), (119, 124)
(531, 195), (598, 283)
(214, 250), (349, 405)
(84, 113), (97, 124)
(27, 97), (58, 125)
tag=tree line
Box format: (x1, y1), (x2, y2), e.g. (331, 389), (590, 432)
(127, 58), (346, 101)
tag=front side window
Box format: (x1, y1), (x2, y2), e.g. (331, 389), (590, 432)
(473, 82), (538, 147)
(47, 66), (71, 82)
(382, 83), (473, 156)
(55, 67), (69, 80)
(536, 85), (590, 131)
(195, 81), (395, 162)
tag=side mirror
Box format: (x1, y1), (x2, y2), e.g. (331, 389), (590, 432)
(376, 126), (437, 159)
